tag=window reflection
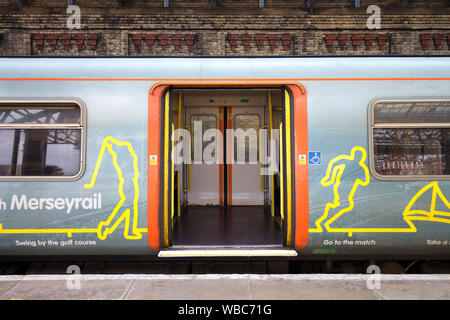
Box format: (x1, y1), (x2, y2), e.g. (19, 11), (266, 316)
(374, 101), (450, 124)
(0, 129), (81, 176)
(0, 105), (80, 124)
(373, 128), (450, 176)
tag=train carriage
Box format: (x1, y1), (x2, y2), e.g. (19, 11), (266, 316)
(0, 56), (449, 261)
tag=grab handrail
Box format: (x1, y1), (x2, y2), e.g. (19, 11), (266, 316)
(183, 125), (191, 192)
(260, 125), (269, 193)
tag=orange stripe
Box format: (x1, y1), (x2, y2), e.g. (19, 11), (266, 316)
(287, 84), (309, 250)
(227, 107), (232, 206)
(0, 77), (448, 83)
(219, 107), (224, 205)
(147, 85), (168, 250)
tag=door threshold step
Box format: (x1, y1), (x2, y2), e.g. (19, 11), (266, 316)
(158, 248), (297, 258)
(171, 244), (283, 249)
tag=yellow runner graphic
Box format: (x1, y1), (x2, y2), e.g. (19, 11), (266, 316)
(0, 136), (147, 240)
(309, 146), (371, 236)
(310, 146), (450, 236)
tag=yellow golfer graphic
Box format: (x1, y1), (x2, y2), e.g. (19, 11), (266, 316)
(84, 136), (142, 240)
(310, 146), (370, 233)
(0, 136), (148, 239)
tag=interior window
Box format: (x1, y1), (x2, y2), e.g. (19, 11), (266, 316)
(190, 114), (217, 162)
(234, 114), (260, 163)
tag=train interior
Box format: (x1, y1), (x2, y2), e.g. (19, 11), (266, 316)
(169, 88), (286, 248)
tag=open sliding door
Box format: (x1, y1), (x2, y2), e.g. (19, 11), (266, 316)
(280, 87), (294, 247)
(147, 86), (175, 249)
(275, 86), (309, 249)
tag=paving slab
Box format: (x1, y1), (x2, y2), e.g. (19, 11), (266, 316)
(249, 277), (377, 300)
(372, 279), (450, 300)
(0, 280), (20, 299)
(0, 275), (134, 300)
(126, 275), (250, 300)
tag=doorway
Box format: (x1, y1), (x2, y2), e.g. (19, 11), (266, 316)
(147, 83), (309, 253)
(166, 88), (286, 248)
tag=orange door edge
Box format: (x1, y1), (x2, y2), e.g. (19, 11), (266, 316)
(286, 85), (309, 250)
(147, 85), (168, 250)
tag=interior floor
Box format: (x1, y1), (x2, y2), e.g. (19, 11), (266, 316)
(172, 205), (282, 247)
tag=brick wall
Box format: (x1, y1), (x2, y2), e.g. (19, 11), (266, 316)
(0, 0), (448, 56)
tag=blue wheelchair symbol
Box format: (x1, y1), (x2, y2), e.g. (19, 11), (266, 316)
(309, 152), (321, 165)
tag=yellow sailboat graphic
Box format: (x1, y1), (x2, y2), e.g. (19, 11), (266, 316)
(403, 181), (450, 225)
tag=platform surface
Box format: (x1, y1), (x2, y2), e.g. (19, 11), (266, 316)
(0, 274), (450, 300)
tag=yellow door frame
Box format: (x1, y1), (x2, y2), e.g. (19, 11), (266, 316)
(161, 86), (296, 248)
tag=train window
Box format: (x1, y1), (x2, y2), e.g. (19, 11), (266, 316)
(190, 114), (217, 162)
(0, 102), (84, 179)
(371, 100), (450, 178)
(234, 114), (260, 163)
